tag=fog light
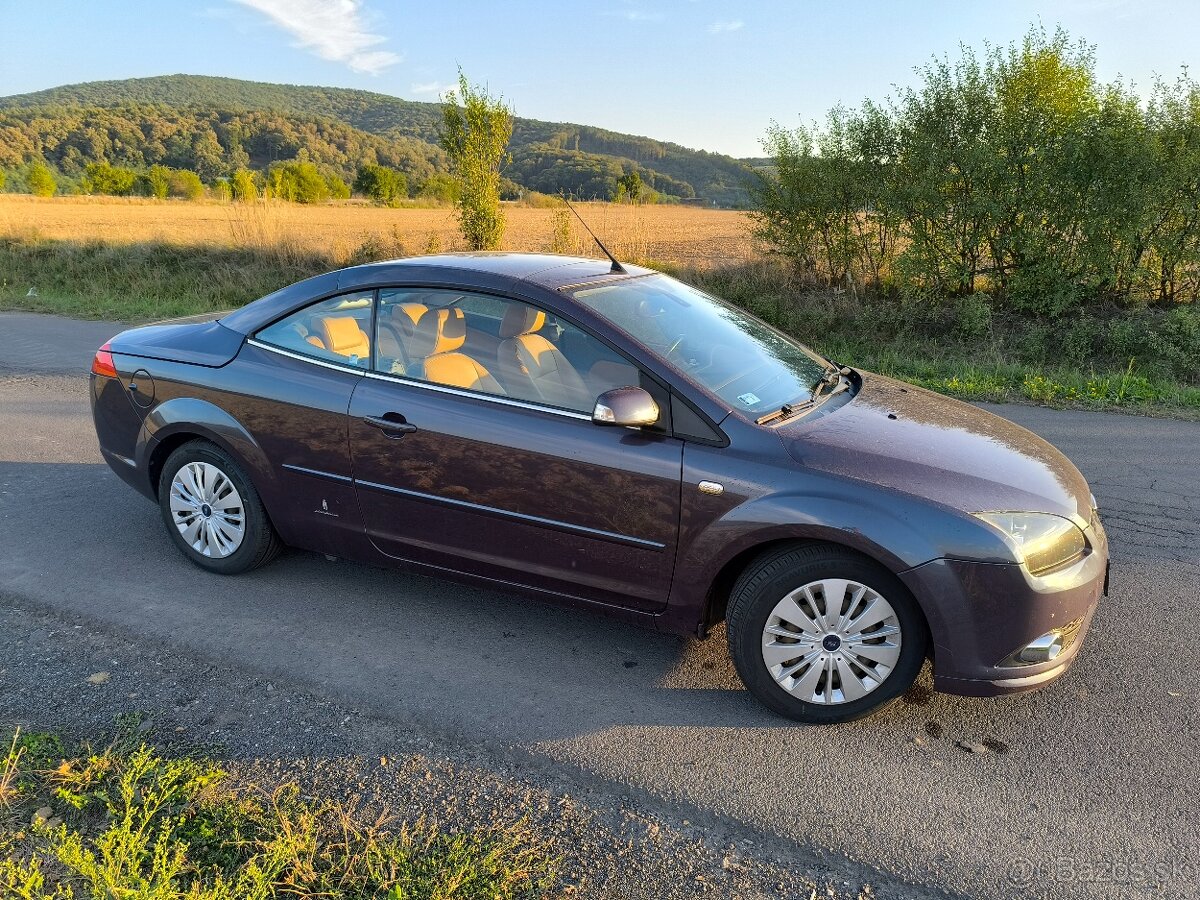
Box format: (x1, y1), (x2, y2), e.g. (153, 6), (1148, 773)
(1018, 632), (1064, 664)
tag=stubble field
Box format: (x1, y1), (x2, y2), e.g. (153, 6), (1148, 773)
(0, 194), (758, 268)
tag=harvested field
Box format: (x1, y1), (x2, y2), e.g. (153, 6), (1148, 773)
(0, 195), (758, 269)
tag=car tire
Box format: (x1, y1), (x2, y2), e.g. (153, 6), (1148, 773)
(158, 439), (282, 575)
(727, 543), (927, 723)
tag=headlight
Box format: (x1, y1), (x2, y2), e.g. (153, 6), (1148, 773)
(974, 512), (1087, 575)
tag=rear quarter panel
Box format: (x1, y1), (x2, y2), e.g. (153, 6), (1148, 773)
(129, 346), (365, 557)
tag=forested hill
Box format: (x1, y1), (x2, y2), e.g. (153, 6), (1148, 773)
(0, 74), (753, 205)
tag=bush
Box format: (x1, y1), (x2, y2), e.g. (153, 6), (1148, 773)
(83, 162), (138, 196)
(27, 161), (56, 197)
(265, 161), (341, 204)
(955, 292), (993, 340)
(135, 165), (171, 199)
(416, 172), (461, 204)
(752, 25), (1200, 312)
(168, 169), (204, 201)
(354, 164), (408, 205)
(230, 169), (258, 202)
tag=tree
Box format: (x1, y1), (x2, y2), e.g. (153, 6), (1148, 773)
(440, 71), (514, 250)
(354, 163), (408, 205)
(416, 172), (461, 203)
(230, 169), (258, 202)
(264, 161), (343, 203)
(616, 170), (643, 203)
(83, 162), (138, 196)
(136, 165), (171, 198)
(168, 169), (204, 200)
(28, 162), (56, 197)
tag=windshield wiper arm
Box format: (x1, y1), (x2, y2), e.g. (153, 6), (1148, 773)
(755, 371), (850, 426)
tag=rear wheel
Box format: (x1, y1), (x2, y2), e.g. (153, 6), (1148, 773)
(727, 544), (926, 723)
(158, 440), (281, 574)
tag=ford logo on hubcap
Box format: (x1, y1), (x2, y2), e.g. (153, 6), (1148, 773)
(822, 634), (842, 652)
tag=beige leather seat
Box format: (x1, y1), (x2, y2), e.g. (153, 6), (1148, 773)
(307, 315), (370, 363)
(497, 304), (593, 410)
(415, 307), (506, 395)
(375, 302), (427, 374)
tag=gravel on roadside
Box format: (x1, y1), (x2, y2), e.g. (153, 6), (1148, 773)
(0, 594), (946, 900)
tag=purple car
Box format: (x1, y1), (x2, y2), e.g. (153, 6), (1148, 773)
(90, 253), (1108, 722)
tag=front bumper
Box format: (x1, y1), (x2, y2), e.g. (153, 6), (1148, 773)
(900, 533), (1107, 697)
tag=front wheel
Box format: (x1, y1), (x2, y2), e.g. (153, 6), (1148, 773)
(158, 440), (281, 575)
(727, 544), (927, 723)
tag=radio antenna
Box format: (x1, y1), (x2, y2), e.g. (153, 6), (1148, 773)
(562, 196), (627, 274)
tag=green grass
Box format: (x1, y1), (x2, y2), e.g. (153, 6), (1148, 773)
(2, 233), (1198, 414)
(681, 261), (1200, 415)
(0, 726), (555, 899)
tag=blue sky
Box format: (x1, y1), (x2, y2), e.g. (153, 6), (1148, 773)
(1, 0), (1196, 157)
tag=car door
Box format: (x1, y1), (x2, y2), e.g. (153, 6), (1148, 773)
(347, 287), (683, 613)
(240, 289), (375, 555)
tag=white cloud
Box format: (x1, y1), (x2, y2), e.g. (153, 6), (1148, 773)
(411, 80), (453, 97)
(231, 0), (401, 74)
(708, 19), (744, 34)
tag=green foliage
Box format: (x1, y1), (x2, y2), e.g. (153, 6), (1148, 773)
(27, 161), (56, 197)
(0, 731), (556, 899)
(441, 71), (514, 250)
(752, 25), (1200, 311)
(138, 165), (171, 199)
(616, 170), (643, 202)
(264, 161), (342, 204)
(548, 205), (575, 254)
(168, 169), (204, 200)
(0, 73), (753, 205)
(0, 103), (445, 191)
(0, 170), (5, 191)
(82, 162), (139, 196)
(354, 163), (408, 205)
(230, 169), (258, 202)
(416, 172), (461, 203)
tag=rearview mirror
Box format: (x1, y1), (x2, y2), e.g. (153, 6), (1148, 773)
(592, 386), (660, 428)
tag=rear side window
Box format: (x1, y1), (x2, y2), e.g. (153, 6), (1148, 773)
(256, 291), (376, 369)
(372, 288), (641, 414)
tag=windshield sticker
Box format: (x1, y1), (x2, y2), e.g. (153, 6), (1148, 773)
(737, 392), (761, 406)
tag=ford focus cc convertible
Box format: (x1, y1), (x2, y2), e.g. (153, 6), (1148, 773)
(90, 253), (1108, 722)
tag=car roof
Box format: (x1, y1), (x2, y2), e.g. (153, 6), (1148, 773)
(218, 252), (656, 335)
(355, 252), (655, 288)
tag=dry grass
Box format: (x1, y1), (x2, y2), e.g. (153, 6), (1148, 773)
(0, 194), (757, 269)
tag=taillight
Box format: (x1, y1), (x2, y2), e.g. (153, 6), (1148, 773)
(91, 342), (118, 378)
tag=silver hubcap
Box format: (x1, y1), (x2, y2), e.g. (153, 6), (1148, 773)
(761, 578), (902, 705)
(169, 462), (246, 558)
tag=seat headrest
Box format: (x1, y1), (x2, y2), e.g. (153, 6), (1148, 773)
(318, 316), (368, 354)
(499, 304), (546, 339)
(414, 307), (466, 356)
(389, 302), (427, 339)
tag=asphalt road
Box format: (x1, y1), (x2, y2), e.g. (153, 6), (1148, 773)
(2, 311), (1198, 899)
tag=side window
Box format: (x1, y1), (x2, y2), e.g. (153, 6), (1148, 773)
(372, 289), (641, 414)
(256, 291), (375, 369)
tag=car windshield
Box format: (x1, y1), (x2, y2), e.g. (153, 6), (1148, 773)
(571, 274), (830, 416)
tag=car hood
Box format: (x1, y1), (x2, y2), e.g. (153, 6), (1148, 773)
(778, 372), (1092, 523)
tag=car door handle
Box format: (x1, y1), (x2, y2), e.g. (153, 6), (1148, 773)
(363, 414), (418, 437)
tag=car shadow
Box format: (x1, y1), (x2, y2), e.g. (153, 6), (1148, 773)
(8, 459), (1195, 900)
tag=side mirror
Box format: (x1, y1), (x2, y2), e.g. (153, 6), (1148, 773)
(592, 386), (660, 428)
